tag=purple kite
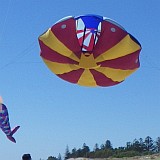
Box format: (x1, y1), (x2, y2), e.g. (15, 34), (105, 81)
(0, 98), (20, 143)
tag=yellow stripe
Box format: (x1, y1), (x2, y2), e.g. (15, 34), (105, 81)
(95, 67), (138, 82)
(39, 29), (80, 62)
(77, 69), (97, 87)
(95, 35), (141, 62)
(43, 59), (80, 74)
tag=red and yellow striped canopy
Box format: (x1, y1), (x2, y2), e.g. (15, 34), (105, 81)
(39, 15), (141, 87)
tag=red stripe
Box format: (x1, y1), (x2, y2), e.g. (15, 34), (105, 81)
(88, 34), (95, 50)
(97, 50), (141, 70)
(57, 69), (84, 84)
(93, 21), (128, 58)
(77, 30), (84, 34)
(78, 35), (84, 46)
(90, 69), (121, 87)
(81, 32), (90, 49)
(39, 40), (79, 64)
(84, 31), (90, 39)
(51, 18), (81, 59)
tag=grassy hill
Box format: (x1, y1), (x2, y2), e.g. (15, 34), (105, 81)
(107, 154), (160, 160)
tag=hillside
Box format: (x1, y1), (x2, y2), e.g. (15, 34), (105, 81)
(105, 154), (160, 160)
(68, 154), (160, 160)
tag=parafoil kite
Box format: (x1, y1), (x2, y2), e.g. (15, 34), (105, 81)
(39, 14), (141, 87)
(0, 97), (20, 143)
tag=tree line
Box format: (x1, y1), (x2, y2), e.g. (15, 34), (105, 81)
(47, 136), (160, 160)
(64, 136), (160, 159)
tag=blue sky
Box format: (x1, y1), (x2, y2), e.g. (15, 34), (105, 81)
(0, 0), (160, 160)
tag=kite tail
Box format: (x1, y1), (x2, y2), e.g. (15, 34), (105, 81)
(7, 126), (20, 143)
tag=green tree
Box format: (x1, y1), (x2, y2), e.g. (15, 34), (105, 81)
(133, 139), (141, 152)
(139, 138), (145, 153)
(144, 136), (155, 152)
(64, 145), (70, 160)
(47, 156), (57, 160)
(76, 148), (83, 157)
(105, 140), (112, 149)
(82, 143), (90, 157)
(156, 137), (160, 152)
(58, 153), (62, 160)
(100, 144), (105, 150)
(93, 143), (99, 152)
(126, 142), (133, 151)
(71, 147), (77, 158)
(126, 138), (145, 153)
